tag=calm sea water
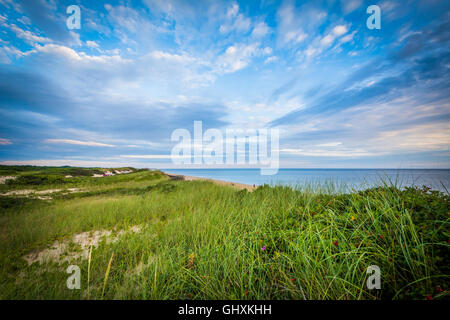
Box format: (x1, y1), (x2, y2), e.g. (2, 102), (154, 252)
(162, 169), (450, 192)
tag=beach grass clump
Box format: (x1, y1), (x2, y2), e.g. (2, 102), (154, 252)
(0, 167), (448, 300)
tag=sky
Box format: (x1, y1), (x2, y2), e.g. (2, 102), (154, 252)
(0, 0), (449, 169)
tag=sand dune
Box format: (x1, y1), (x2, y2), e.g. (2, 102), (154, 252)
(165, 173), (256, 191)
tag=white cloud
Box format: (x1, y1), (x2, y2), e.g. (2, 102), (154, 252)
(148, 50), (196, 64)
(69, 31), (82, 47)
(17, 16), (31, 25)
(371, 124), (450, 152)
(283, 30), (308, 45)
(219, 3), (251, 34)
(332, 25), (348, 36)
(340, 31), (357, 44)
(7, 23), (52, 45)
(0, 138), (12, 145)
(0, 0), (22, 12)
(305, 46), (319, 57)
(380, 1), (398, 13)
(45, 139), (115, 147)
(86, 40), (99, 48)
(264, 56), (278, 64)
(216, 43), (260, 73)
(226, 3), (239, 19)
(277, 5), (307, 45)
(142, 50), (215, 87)
(262, 47), (273, 55)
(251, 21), (270, 38)
(279, 95), (450, 161)
(280, 148), (376, 157)
(321, 25), (348, 48)
(105, 4), (170, 45)
(36, 44), (82, 61)
(316, 142), (342, 147)
(0, 45), (35, 60)
(36, 44), (130, 65)
(320, 34), (335, 47)
(120, 154), (191, 159)
(304, 24), (350, 59)
(0, 49), (11, 64)
(0, 159), (135, 167)
(107, 5), (141, 33)
(276, 3), (326, 47)
(31, 41), (216, 89)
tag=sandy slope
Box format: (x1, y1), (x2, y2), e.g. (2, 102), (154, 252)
(165, 173), (256, 191)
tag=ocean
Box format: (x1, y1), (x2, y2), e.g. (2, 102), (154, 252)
(162, 169), (450, 192)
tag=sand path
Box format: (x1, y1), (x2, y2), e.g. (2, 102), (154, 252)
(165, 173), (256, 191)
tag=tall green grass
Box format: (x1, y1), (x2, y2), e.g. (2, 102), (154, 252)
(0, 168), (448, 300)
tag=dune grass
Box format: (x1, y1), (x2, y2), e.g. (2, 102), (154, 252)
(0, 166), (448, 300)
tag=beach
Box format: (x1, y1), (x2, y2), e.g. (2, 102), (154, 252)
(165, 172), (257, 191)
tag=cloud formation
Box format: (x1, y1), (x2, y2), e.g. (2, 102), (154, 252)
(0, 0), (449, 168)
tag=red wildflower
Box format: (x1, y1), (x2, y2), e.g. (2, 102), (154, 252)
(245, 291), (249, 295)
(290, 278), (295, 282)
(426, 295), (433, 300)
(333, 241), (339, 246)
(436, 286), (443, 293)
(379, 235), (384, 239)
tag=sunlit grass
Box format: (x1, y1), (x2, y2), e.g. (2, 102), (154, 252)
(0, 168), (448, 300)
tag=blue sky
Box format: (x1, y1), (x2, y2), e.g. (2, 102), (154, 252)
(0, 0), (449, 168)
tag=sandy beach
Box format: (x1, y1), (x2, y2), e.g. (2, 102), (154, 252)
(165, 172), (257, 191)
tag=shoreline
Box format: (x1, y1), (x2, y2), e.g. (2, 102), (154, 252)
(164, 172), (257, 191)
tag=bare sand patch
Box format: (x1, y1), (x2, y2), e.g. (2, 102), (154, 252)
(23, 225), (142, 265)
(0, 176), (16, 184)
(35, 189), (63, 195)
(115, 170), (133, 174)
(36, 196), (52, 200)
(2, 189), (36, 196)
(2, 189), (61, 196)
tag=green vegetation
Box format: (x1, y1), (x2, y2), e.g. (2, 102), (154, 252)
(0, 166), (448, 300)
